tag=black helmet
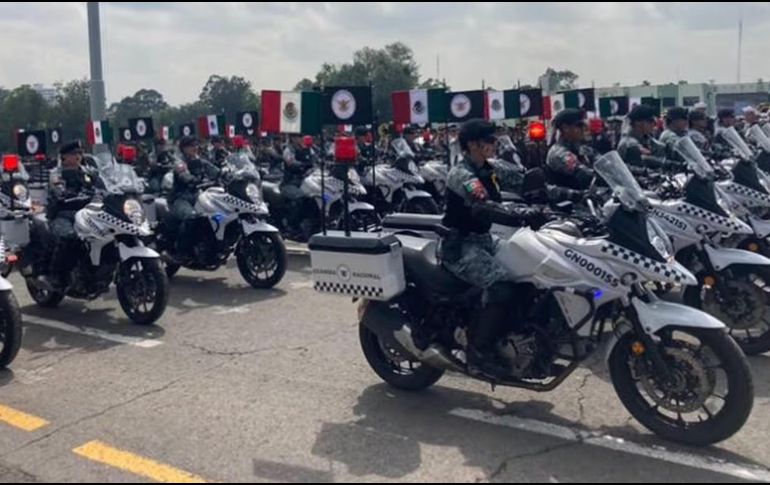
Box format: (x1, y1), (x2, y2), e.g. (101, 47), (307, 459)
(718, 108), (735, 120)
(688, 109), (708, 123)
(552, 109), (585, 129)
(458, 119), (496, 151)
(59, 140), (83, 156)
(179, 136), (199, 149)
(628, 105), (657, 123)
(665, 107), (688, 123)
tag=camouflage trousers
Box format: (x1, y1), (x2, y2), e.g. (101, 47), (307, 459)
(439, 232), (510, 289)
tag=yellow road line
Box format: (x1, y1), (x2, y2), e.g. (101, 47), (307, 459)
(0, 404), (49, 432)
(73, 441), (208, 483)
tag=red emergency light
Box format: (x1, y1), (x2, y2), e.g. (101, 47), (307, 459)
(529, 121), (547, 142)
(334, 136), (357, 163)
(2, 154), (20, 172)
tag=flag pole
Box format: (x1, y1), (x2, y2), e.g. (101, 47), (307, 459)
(369, 80), (376, 194)
(316, 85), (327, 236)
(443, 82), (450, 168)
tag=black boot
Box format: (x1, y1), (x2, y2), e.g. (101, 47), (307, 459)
(467, 302), (510, 377)
(467, 283), (517, 377)
(38, 239), (70, 291)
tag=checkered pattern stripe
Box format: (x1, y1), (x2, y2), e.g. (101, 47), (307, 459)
(95, 212), (147, 236)
(314, 281), (384, 298)
(674, 203), (745, 233)
(600, 242), (689, 284)
(223, 194), (262, 213)
(724, 183), (770, 203)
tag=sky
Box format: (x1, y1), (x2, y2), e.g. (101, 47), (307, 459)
(0, 2), (767, 105)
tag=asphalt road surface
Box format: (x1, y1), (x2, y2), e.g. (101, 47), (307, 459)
(0, 254), (769, 483)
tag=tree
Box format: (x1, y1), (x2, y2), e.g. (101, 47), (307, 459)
(301, 42), (422, 120)
(156, 101), (207, 129)
(0, 85), (48, 152)
(418, 78), (449, 90)
(49, 79), (90, 140)
(108, 88), (169, 127)
(198, 75), (259, 123)
(539, 68), (579, 92)
(293, 78), (316, 91)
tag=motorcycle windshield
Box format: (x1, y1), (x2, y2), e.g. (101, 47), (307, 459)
(674, 136), (714, 178)
(226, 152), (260, 181)
(749, 125), (770, 153)
(391, 138), (415, 159)
(497, 135), (515, 152)
(449, 138), (461, 165)
(594, 151), (647, 211)
(722, 126), (755, 160)
(100, 162), (144, 194)
(1, 160), (29, 181)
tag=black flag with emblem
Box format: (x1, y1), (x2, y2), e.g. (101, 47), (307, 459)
(178, 123), (196, 139)
(517, 89), (545, 118)
(129, 117), (155, 140)
(16, 130), (47, 156)
(48, 127), (63, 147)
(446, 90), (485, 122)
(119, 127), (134, 143)
(236, 111), (259, 135)
(599, 97), (630, 118)
(322, 86), (373, 126)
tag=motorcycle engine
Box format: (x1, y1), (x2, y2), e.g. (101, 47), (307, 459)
(497, 332), (540, 378)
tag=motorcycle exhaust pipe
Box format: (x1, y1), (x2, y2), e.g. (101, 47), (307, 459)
(361, 302), (463, 372)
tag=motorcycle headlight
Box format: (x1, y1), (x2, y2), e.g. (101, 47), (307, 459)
(647, 220), (673, 261)
(246, 183), (262, 203)
(123, 199), (145, 225)
(12, 184), (28, 202)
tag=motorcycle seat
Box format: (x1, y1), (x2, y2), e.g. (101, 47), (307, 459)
(399, 235), (472, 295)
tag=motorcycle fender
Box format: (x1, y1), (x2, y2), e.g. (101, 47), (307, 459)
(118, 242), (160, 261)
(242, 219), (279, 235)
(704, 244), (770, 272)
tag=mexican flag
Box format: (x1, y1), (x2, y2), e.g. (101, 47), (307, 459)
(159, 126), (171, 141)
(484, 90), (520, 121)
(86, 120), (112, 145)
(392, 89), (445, 124)
(227, 124), (236, 138)
(261, 90), (322, 135)
(546, 93), (566, 120)
(197, 115), (226, 138)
